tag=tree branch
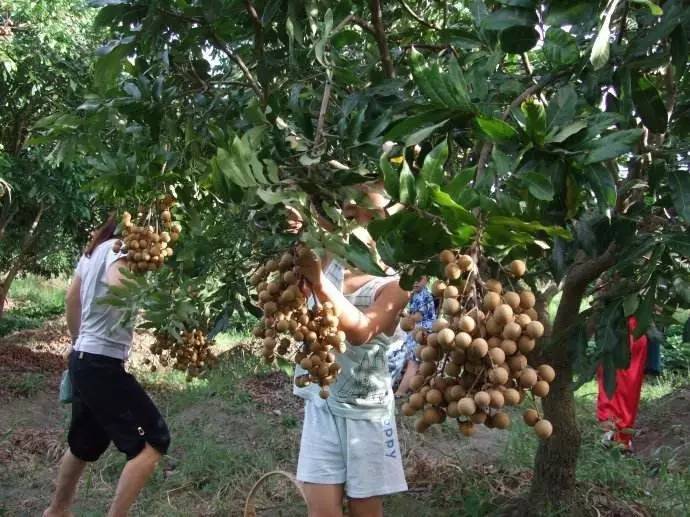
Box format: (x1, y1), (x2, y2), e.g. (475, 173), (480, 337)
(313, 78), (333, 151)
(244, 0), (264, 58)
(369, 0), (396, 79)
(398, 0), (440, 30)
(208, 29), (264, 102)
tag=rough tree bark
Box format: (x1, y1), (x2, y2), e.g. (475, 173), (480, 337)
(528, 245), (616, 508)
(0, 203), (46, 317)
(368, 0), (396, 79)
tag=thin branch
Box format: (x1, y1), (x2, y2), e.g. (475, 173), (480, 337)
(398, 0), (440, 30)
(313, 78), (333, 151)
(350, 16), (376, 35)
(369, 0), (396, 79)
(244, 0), (264, 58)
(207, 28), (264, 101)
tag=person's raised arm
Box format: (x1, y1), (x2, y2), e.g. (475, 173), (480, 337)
(296, 248), (409, 346)
(65, 275), (82, 340)
(105, 257), (128, 287)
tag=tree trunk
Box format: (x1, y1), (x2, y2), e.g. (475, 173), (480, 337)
(0, 203), (46, 318)
(529, 246), (617, 507)
(368, 0), (396, 79)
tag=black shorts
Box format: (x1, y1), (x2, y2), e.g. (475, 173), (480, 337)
(68, 351), (170, 462)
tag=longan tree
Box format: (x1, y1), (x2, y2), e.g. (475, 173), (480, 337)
(37, 0), (690, 509)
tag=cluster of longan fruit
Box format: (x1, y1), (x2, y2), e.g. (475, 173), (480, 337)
(149, 328), (217, 380)
(251, 250), (345, 398)
(113, 201), (180, 272)
(400, 251), (554, 440)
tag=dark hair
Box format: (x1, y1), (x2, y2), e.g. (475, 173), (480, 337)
(84, 214), (118, 257)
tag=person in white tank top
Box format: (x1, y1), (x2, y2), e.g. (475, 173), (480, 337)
(290, 183), (411, 517)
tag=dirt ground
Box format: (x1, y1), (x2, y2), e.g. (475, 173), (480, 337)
(1, 319), (686, 516)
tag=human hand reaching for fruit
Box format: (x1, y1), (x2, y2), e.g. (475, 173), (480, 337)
(294, 246), (323, 293)
(285, 206), (303, 235)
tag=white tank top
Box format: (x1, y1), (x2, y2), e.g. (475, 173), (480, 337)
(73, 239), (133, 360)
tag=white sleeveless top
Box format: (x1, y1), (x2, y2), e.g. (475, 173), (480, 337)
(293, 261), (406, 420)
(73, 239), (133, 360)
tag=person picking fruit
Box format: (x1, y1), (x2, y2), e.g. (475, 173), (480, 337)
(44, 215), (170, 517)
(291, 183), (410, 517)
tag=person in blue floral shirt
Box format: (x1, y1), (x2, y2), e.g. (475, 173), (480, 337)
(387, 276), (436, 395)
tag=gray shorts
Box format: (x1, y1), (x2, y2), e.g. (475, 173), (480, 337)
(296, 400), (407, 499)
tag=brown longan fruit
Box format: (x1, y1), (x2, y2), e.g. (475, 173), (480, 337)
(519, 291), (536, 309)
(423, 407), (443, 425)
(415, 419), (430, 433)
(410, 375), (426, 391)
(458, 315), (476, 333)
(510, 259), (526, 278)
(443, 298), (461, 315)
(526, 321), (544, 339)
(525, 308), (539, 321)
(449, 385), (465, 400)
(485, 279), (502, 293)
(450, 349), (466, 364)
(455, 332), (472, 349)
(508, 353), (528, 372)
(489, 367), (509, 385)
(437, 328), (456, 348)
(432, 318), (450, 333)
(493, 412), (511, 429)
(409, 392), (425, 409)
(523, 409), (539, 427)
(500, 339), (518, 355)
(485, 317), (503, 337)
(515, 313), (532, 328)
(533, 380), (550, 398)
(488, 336), (502, 349)
(494, 304), (514, 325)
(426, 389), (443, 406)
(474, 391), (491, 408)
(402, 403), (416, 416)
(503, 292), (521, 310)
(489, 389), (505, 408)
(483, 291), (501, 311)
(534, 419), (553, 439)
(488, 347), (506, 365)
(444, 285), (460, 299)
(457, 254), (473, 270)
(445, 263), (462, 280)
(457, 397), (477, 416)
(518, 335), (536, 354)
(537, 364), (556, 383)
(471, 411), (488, 424)
(459, 421), (476, 436)
(432, 281), (447, 298)
(519, 368), (538, 388)
(439, 249), (455, 264)
(469, 338), (488, 359)
(503, 322), (522, 341)
(446, 401), (459, 418)
(427, 333), (438, 348)
(504, 388), (521, 406)
(421, 346), (440, 362)
(445, 362), (461, 377)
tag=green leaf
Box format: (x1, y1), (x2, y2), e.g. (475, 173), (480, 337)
(543, 27), (580, 67)
(583, 165), (617, 210)
(385, 110), (449, 141)
(546, 120), (587, 143)
(481, 7), (538, 30)
(380, 154), (400, 201)
(446, 168), (476, 201)
(633, 286), (655, 338)
(499, 25), (539, 54)
(429, 186), (478, 226)
(475, 116), (519, 142)
(630, 0), (663, 16)
(404, 120), (449, 147)
(94, 42), (130, 89)
(584, 129), (643, 164)
(547, 85), (578, 130)
(421, 139), (449, 186)
(623, 294), (639, 317)
(399, 160), (416, 205)
(275, 356), (294, 377)
(631, 73), (667, 134)
(590, 0), (622, 71)
(486, 216), (571, 239)
(670, 25), (688, 80)
(668, 169), (690, 222)
(522, 170), (554, 201)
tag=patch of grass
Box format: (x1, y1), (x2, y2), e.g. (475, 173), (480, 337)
(1, 274), (68, 336)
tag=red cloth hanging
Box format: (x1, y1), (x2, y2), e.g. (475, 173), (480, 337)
(596, 316), (649, 447)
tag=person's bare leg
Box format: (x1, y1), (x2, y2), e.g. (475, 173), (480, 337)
(301, 483), (345, 517)
(44, 449), (87, 517)
(349, 495), (383, 517)
(395, 361), (418, 396)
(107, 443), (161, 517)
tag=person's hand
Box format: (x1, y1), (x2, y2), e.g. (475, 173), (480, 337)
(285, 206), (303, 235)
(295, 245), (323, 292)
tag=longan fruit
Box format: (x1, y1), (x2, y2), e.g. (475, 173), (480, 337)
(494, 304), (514, 325)
(510, 259), (526, 278)
(444, 285), (460, 298)
(445, 263), (462, 280)
(518, 335), (536, 354)
(457, 254), (473, 270)
(503, 388), (521, 406)
(455, 332), (472, 349)
(432, 318), (450, 333)
(469, 338), (488, 359)
(500, 339), (518, 355)
(526, 321), (545, 339)
(485, 279), (502, 293)
(483, 291), (501, 311)
(515, 313), (532, 328)
(525, 308), (539, 321)
(415, 419), (430, 433)
(533, 380), (550, 398)
(503, 322), (522, 341)
(421, 346), (440, 362)
(488, 347), (506, 365)
(458, 315), (476, 333)
(402, 403), (416, 416)
(508, 353), (528, 372)
(534, 419), (553, 439)
(426, 389), (443, 406)
(489, 389), (505, 408)
(489, 367), (509, 385)
(443, 298), (461, 315)
(519, 291), (536, 309)
(445, 362), (461, 377)
(471, 411), (488, 424)
(537, 364), (556, 383)
(474, 391), (491, 408)
(422, 407), (443, 425)
(503, 292), (521, 310)
(446, 401), (459, 418)
(457, 397), (477, 416)
(410, 375), (426, 391)
(519, 368), (538, 388)
(432, 281), (447, 298)
(493, 412), (511, 429)
(419, 361), (437, 377)
(459, 421), (476, 437)
(439, 249), (455, 264)
(523, 409), (539, 426)
(409, 392), (425, 409)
